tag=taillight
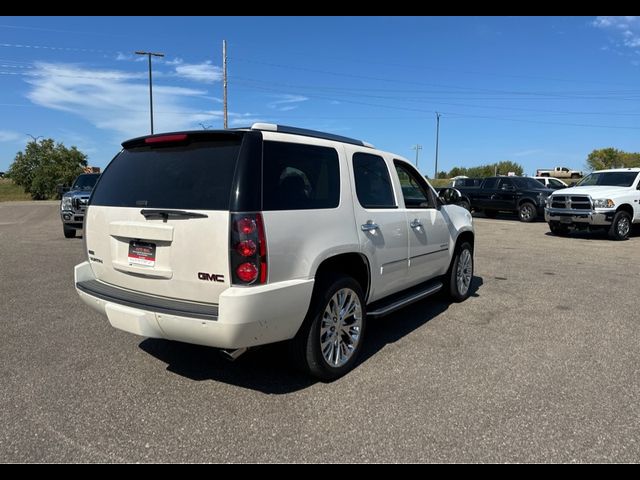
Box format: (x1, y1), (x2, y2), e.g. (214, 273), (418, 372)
(230, 213), (267, 285)
(144, 134), (188, 144)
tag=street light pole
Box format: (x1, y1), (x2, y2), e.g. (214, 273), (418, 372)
(135, 51), (165, 134)
(434, 112), (441, 179)
(411, 144), (422, 170)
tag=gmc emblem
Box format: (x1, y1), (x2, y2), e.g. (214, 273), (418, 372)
(198, 272), (225, 283)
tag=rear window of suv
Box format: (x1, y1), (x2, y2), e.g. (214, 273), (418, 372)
(91, 138), (241, 210)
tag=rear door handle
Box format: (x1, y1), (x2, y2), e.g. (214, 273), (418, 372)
(410, 219), (423, 229)
(361, 221), (379, 232)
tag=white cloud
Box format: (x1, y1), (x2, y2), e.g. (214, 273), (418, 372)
(115, 52), (132, 61)
(228, 113), (265, 127)
(268, 94), (308, 112)
(174, 61), (222, 83)
(0, 130), (21, 142)
(165, 57), (184, 66)
(593, 16), (640, 51)
(25, 63), (222, 137)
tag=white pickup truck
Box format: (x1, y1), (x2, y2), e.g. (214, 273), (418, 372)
(536, 166), (583, 179)
(545, 168), (640, 240)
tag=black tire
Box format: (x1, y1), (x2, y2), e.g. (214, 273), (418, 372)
(608, 211), (631, 241)
(571, 173), (580, 179)
(484, 209), (498, 218)
(444, 241), (473, 302)
(549, 222), (570, 236)
(63, 225), (76, 238)
(458, 200), (471, 211)
(290, 274), (366, 381)
(518, 202), (537, 222)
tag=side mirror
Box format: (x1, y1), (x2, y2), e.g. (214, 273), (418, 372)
(439, 187), (462, 205)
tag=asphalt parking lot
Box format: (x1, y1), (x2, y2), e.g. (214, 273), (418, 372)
(1, 201), (639, 463)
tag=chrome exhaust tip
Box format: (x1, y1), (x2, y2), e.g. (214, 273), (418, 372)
(220, 347), (248, 361)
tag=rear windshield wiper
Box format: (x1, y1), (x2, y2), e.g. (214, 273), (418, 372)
(140, 209), (208, 220)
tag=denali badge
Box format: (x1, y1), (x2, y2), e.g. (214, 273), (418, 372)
(198, 272), (225, 283)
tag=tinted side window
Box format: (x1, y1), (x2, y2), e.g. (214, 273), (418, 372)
(262, 141), (339, 211)
(352, 153), (396, 209)
(498, 178), (514, 189)
(482, 178), (499, 189)
(394, 161), (433, 208)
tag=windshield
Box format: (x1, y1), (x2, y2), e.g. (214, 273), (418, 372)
(512, 177), (547, 189)
(576, 171), (639, 187)
(72, 174), (100, 190)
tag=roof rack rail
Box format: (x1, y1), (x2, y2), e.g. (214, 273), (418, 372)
(250, 123), (374, 148)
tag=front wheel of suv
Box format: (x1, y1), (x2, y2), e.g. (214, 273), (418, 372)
(63, 225), (76, 238)
(445, 242), (474, 302)
(290, 274), (366, 381)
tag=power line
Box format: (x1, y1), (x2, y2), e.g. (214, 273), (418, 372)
(231, 56), (640, 99)
(231, 83), (640, 130)
(229, 41), (640, 88)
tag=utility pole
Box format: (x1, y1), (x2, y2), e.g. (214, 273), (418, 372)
(434, 112), (441, 179)
(411, 145), (422, 169)
(135, 50), (165, 134)
(223, 40), (228, 129)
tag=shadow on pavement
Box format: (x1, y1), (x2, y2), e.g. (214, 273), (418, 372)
(140, 275), (484, 394)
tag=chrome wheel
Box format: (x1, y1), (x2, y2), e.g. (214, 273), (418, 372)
(320, 288), (362, 368)
(520, 203), (535, 221)
(617, 216), (630, 238)
(456, 249), (473, 296)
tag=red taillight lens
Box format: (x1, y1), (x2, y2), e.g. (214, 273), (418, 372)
(236, 217), (256, 235)
(230, 213), (267, 285)
(144, 134), (188, 144)
(236, 262), (258, 282)
(236, 240), (257, 257)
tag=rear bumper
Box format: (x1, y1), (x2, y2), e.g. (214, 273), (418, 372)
(75, 261), (314, 349)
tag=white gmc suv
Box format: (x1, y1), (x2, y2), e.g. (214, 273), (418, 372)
(75, 124), (474, 380)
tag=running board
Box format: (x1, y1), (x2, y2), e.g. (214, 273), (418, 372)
(367, 281), (443, 318)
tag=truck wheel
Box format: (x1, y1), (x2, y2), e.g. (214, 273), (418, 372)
(484, 209), (498, 218)
(445, 242), (473, 302)
(63, 225), (76, 238)
(518, 202), (537, 222)
(571, 173), (580, 179)
(290, 274), (366, 381)
(608, 211), (631, 241)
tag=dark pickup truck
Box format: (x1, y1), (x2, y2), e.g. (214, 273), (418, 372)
(456, 176), (553, 222)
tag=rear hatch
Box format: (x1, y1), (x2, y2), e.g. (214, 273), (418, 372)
(85, 131), (251, 304)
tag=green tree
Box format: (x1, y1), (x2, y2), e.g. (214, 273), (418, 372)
(7, 138), (87, 199)
(586, 148), (624, 171)
(447, 160), (523, 178)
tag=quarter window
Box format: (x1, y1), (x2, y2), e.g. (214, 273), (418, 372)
(262, 141), (340, 211)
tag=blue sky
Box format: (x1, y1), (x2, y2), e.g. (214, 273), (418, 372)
(0, 16), (639, 176)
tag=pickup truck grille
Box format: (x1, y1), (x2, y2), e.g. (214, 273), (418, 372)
(550, 195), (592, 210)
(72, 197), (89, 211)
